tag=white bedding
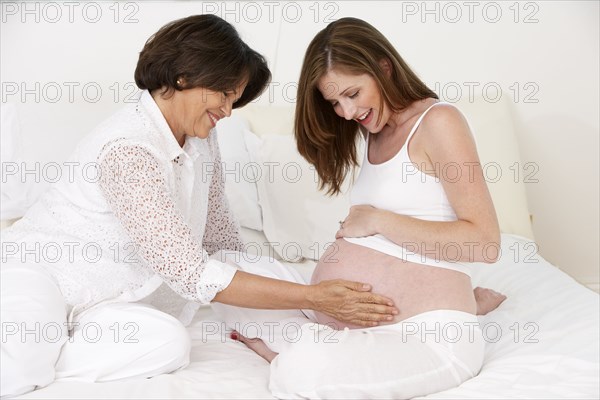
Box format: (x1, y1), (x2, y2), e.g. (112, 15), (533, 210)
(19, 234), (599, 399)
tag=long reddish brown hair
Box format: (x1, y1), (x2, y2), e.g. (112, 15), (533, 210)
(295, 17), (437, 195)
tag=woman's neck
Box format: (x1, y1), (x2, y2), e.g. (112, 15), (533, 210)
(151, 89), (186, 147)
(387, 98), (438, 131)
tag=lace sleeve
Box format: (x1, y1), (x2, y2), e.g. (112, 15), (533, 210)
(97, 143), (238, 304)
(203, 135), (244, 255)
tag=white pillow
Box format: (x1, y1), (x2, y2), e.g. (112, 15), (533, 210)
(239, 226), (282, 262)
(1, 103), (33, 220)
(236, 105), (295, 138)
(249, 132), (355, 262)
(215, 116), (263, 231)
(455, 97), (535, 240)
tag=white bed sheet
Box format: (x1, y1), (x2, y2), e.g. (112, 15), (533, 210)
(19, 234), (600, 399)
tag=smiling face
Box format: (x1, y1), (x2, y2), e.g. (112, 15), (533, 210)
(154, 79), (247, 146)
(317, 69), (391, 133)
(179, 80), (247, 140)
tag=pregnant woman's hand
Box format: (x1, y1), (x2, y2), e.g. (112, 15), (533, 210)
(308, 280), (398, 327)
(336, 205), (385, 239)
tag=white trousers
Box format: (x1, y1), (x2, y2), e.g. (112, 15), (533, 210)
(0, 263), (191, 398)
(212, 257), (485, 399)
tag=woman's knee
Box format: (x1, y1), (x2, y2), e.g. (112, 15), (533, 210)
(1, 264), (67, 397)
(123, 304), (191, 370)
(119, 303), (191, 370)
(59, 303), (192, 380)
(157, 315), (191, 369)
(84, 303), (190, 356)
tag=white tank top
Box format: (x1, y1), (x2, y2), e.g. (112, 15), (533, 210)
(344, 102), (472, 277)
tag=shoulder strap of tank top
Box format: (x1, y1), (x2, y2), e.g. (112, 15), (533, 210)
(405, 101), (448, 144)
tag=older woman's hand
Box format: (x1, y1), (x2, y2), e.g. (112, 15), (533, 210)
(307, 279), (398, 327)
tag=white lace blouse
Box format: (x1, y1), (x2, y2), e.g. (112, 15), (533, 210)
(1, 90), (242, 321)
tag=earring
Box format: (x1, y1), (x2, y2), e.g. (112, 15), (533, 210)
(176, 79), (181, 86)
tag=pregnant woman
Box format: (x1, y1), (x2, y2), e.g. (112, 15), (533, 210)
(212, 17), (506, 399)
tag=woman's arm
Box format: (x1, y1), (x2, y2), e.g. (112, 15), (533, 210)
(338, 104), (500, 263)
(213, 271), (396, 326)
(98, 143), (397, 325)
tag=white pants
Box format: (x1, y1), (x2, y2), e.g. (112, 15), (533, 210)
(212, 258), (485, 399)
(0, 263), (191, 398)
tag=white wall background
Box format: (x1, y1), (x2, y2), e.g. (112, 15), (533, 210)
(1, 0), (598, 290)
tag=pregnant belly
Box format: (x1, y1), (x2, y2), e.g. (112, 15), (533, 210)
(311, 239), (476, 329)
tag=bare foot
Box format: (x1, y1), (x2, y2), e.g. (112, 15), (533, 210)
(474, 287), (507, 315)
(230, 331), (278, 363)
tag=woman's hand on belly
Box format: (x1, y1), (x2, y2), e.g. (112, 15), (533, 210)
(311, 239), (477, 329)
(336, 205), (383, 239)
(307, 279), (398, 327)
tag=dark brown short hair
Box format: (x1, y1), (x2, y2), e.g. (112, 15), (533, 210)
(295, 17), (438, 195)
(135, 14), (270, 108)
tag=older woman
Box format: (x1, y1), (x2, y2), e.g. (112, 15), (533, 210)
(0, 15), (397, 398)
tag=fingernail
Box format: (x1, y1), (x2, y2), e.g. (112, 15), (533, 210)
(387, 316), (393, 320)
(230, 332), (238, 340)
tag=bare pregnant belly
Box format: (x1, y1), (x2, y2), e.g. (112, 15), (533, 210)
(311, 239), (477, 329)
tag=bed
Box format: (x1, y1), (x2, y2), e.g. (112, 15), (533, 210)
(11, 97), (600, 399)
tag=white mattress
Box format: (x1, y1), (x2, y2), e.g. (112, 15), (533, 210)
(19, 234), (600, 399)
